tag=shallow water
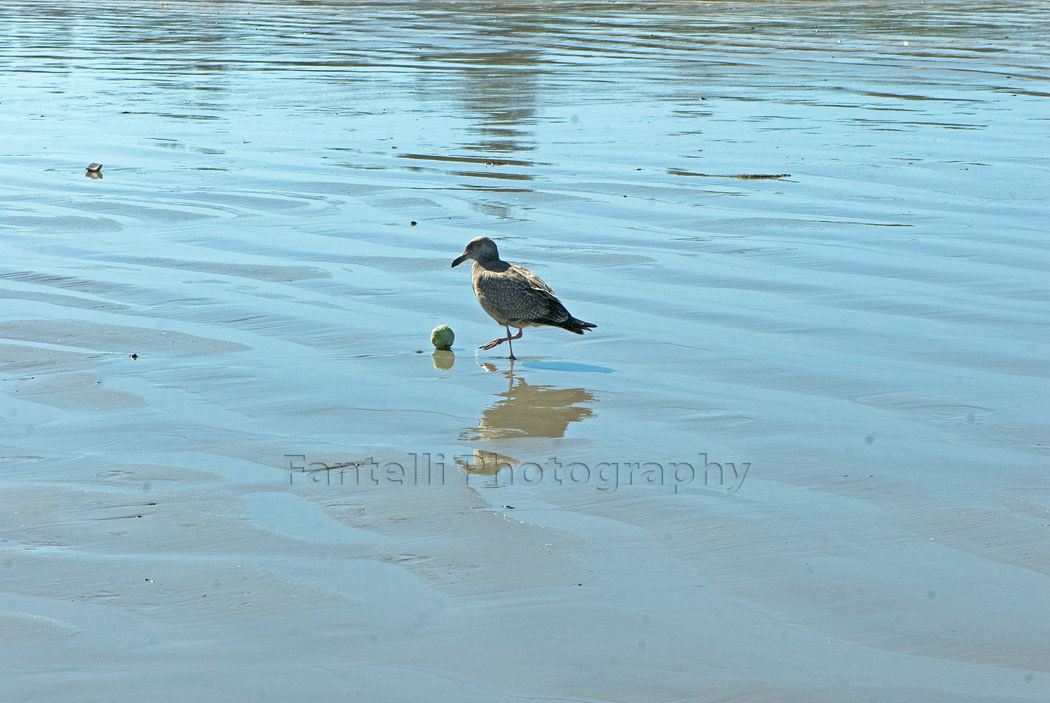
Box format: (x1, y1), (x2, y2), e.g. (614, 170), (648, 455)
(1, 1), (1048, 701)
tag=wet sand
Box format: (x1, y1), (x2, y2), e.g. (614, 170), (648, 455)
(1, 1), (1048, 701)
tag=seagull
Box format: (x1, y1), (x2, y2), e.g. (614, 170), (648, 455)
(451, 236), (596, 359)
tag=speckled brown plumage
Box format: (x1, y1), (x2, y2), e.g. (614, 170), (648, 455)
(451, 236), (596, 359)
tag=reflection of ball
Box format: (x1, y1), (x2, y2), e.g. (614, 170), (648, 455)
(432, 350), (454, 370)
(430, 324), (455, 350)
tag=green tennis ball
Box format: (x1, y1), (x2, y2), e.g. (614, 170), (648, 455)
(430, 324), (455, 350)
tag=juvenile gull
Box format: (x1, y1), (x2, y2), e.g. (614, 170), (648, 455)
(451, 236), (596, 359)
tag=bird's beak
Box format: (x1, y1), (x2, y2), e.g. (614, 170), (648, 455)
(451, 253), (468, 268)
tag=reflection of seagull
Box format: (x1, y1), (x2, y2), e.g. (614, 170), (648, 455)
(451, 236), (595, 359)
(464, 363), (594, 440)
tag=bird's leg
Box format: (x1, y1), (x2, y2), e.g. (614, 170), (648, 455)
(480, 327), (524, 355)
(506, 327), (523, 360)
(479, 335), (507, 350)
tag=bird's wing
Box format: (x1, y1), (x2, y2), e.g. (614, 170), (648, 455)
(477, 265), (571, 324)
(509, 263), (557, 297)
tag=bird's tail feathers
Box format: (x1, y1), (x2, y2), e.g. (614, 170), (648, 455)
(561, 317), (597, 335)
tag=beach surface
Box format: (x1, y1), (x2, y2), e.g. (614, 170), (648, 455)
(1, 1), (1048, 701)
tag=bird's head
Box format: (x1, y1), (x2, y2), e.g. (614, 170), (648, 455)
(451, 236), (500, 268)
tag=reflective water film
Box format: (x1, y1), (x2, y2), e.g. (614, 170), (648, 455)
(1, 1), (1048, 700)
